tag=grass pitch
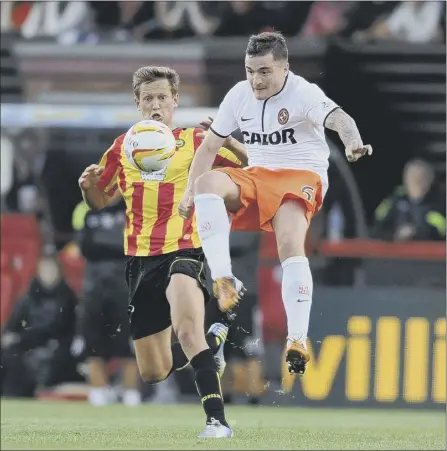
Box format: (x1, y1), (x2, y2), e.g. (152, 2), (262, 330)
(1, 399), (445, 450)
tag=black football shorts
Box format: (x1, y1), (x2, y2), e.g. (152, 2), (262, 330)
(125, 248), (210, 340)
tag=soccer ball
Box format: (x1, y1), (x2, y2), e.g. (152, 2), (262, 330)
(124, 120), (176, 172)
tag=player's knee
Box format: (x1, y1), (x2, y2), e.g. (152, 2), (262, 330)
(174, 318), (200, 351)
(276, 233), (306, 261)
(138, 365), (170, 384)
(194, 171), (218, 195)
(274, 200), (308, 261)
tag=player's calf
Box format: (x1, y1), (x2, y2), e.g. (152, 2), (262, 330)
(134, 329), (177, 384)
(167, 274), (230, 430)
(273, 200), (314, 374)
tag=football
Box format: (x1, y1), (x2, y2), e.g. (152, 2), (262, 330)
(124, 120), (176, 172)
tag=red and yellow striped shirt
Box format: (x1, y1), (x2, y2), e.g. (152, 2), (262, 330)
(96, 127), (241, 256)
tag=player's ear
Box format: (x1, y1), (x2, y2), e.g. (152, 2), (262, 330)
(134, 96), (140, 111)
(284, 61), (289, 73)
(173, 93), (179, 109)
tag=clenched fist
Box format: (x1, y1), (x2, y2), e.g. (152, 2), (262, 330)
(345, 140), (373, 163)
(178, 192), (194, 220)
(78, 164), (104, 191)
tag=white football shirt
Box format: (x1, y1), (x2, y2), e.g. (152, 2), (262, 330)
(210, 71), (339, 192)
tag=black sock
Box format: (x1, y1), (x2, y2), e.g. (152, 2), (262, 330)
(191, 349), (227, 426)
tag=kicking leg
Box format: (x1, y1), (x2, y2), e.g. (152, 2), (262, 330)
(167, 273), (232, 438)
(194, 170), (245, 312)
(272, 199), (313, 374)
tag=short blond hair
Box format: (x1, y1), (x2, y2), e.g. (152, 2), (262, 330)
(132, 66), (180, 98)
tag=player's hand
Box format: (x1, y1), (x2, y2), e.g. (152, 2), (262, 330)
(78, 164), (104, 191)
(199, 116), (214, 133)
(178, 192), (194, 220)
(345, 140), (373, 163)
(196, 116), (214, 141)
(198, 116), (235, 149)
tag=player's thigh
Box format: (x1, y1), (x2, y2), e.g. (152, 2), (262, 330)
(167, 274), (205, 337)
(272, 198), (309, 261)
(165, 250), (210, 338)
(194, 169), (243, 213)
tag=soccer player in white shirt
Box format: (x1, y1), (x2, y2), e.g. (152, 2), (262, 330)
(179, 31), (372, 375)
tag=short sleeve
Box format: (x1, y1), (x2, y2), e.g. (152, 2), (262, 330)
(96, 137), (122, 196)
(299, 81), (339, 127)
(209, 85), (239, 138)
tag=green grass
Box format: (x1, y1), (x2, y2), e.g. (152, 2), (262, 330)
(1, 399), (445, 450)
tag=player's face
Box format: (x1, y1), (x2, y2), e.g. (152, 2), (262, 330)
(245, 53), (289, 100)
(135, 79), (179, 127)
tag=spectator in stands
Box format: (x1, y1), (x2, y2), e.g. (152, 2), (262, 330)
(213, 2), (305, 37)
(373, 159), (446, 241)
(338, 1), (398, 39)
(300, 1), (354, 38)
(206, 231), (265, 405)
(352, 1), (445, 43)
(89, 1), (165, 41)
(72, 195), (141, 406)
(1, 254), (82, 398)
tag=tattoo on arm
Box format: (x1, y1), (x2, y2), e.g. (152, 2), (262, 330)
(324, 108), (362, 147)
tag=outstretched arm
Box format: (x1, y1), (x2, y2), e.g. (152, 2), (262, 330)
(324, 108), (373, 163)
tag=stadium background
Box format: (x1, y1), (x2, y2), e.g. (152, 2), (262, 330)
(0, 0), (445, 418)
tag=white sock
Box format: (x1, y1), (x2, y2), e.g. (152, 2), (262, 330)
(194, 193), (232, 280)
(281, 256), (313, 346)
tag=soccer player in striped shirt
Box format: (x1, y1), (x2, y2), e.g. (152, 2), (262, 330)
(78, 66), (247, 438)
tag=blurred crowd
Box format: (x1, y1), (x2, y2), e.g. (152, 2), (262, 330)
(1, 1), (446, 45)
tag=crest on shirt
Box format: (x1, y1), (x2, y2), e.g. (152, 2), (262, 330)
(176, 139), (185, 148)
(278, 108), (289, 125)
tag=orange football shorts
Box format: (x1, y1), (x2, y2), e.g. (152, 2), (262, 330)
(215, 167), (324, 232)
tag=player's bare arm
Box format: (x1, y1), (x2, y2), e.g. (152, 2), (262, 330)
(324, 108), (373, 163)
(199, 116), (248, 166)
(178, 131), (225, 219)
(78, 164), (110, 211)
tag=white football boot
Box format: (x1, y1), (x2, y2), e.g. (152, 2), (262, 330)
(197, 417), (233, 438)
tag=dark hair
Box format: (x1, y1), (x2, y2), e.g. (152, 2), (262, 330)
(246, 31), (288, 61)
(132, 66), (180, 98)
